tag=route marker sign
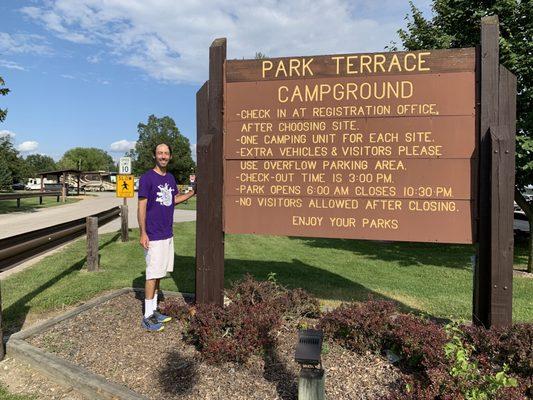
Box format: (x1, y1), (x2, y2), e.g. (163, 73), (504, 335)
(119, 157), (132, 174)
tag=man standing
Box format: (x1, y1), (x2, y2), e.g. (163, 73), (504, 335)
(138, 143), (196, 331)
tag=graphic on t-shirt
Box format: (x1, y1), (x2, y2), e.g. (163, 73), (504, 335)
(156, 183), (175, 207)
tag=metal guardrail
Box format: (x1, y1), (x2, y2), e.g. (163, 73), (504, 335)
(0, 206), (121, 271)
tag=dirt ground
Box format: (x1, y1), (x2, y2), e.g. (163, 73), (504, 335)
(6, 292), (402, 399)
(0, 356), (85, 399)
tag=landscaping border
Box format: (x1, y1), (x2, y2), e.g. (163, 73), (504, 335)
(6, 287), (194, 400)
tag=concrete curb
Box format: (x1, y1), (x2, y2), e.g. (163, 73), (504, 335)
(7, 287), (195, 400)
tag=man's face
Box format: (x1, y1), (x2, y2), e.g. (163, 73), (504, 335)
(154, 144), (172, 168)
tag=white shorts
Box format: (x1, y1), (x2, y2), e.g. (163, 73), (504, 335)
(144, 237), (174, 280)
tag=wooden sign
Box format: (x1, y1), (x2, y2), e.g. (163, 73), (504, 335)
(224, 48), (477, 244)
(116, 175), (134, 198)
(197, 19), (517, 328)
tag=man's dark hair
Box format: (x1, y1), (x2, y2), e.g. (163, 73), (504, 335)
(153, 143), (173, 155)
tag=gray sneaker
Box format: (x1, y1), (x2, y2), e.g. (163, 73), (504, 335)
(153, 310), (172, 323)
(141, 315), (164, 332)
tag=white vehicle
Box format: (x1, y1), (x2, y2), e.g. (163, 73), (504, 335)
(514, 211), (530, 234)
(25, 177), (54, 190)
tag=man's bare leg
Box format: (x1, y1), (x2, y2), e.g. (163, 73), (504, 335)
(154, 279), (160, 309)
(145, 279), (157, 300)
(142, 278), (164, 329)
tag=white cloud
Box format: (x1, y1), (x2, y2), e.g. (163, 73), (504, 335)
(0, 130), (16, 138)
(0, 59), (26, 70)
(19, 0), (421, 84)
(0, 32), (52, 55)
(17, 140), (39, 152)
(60, 73), (75, 79)
(110, 139), (136, 152)
(20, 6), (92, 44)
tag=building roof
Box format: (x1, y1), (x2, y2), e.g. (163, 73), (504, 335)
(39, 169), (82, 176)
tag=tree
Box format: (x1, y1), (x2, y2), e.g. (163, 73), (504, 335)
(131, 115), (195, 183)
(58, 147), (115, 172)
(0, 76), (26, 186)
(395, 0), (533, 272)
(25, 154), (57, 175)
(0, 158), (12, 191)
(0, 136), (28, 184)
(0, 76), (9, 123)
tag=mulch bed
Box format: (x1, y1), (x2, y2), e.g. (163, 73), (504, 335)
(28, 292), (402, 399)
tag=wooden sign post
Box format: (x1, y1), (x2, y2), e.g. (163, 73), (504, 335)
(116, 174), (134, 242)
(474, 16), (516, 328)
(196, 17), (516, 327)
(196, 39), (226, 306)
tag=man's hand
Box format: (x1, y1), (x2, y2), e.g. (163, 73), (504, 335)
(137, 198), (148, 249)
(140, 232), (149, 250)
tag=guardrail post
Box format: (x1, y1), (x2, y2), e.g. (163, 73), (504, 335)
(120, 205), (129, 242)
(16, 198), (20, 208)
(39, 196), (43, 205)
(86, 217), (99, 271)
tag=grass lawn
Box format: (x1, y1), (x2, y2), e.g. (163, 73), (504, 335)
(175, 196), (196, 210)
(0, 195), (80, 214)
(2, 222), (531, 335)
(0, 384), (34, 400)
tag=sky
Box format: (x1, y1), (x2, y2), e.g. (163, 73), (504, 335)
(0, 0), (432, 162)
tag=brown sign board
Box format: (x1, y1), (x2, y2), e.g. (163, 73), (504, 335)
(224, 158), (474, 199)
(223, 48), (477, 244)
(225, 199), (474, 243)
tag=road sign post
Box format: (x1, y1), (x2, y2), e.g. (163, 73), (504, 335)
(116, 174), (134, 241)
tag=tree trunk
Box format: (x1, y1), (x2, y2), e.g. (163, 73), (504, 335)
(514, 188), (532, 273)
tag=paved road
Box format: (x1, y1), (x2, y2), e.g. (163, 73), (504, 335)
(0, 192), (196, 239)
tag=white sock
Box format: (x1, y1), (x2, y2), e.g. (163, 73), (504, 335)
(152, 291), (158, 312)
(144, 299), (153, 318)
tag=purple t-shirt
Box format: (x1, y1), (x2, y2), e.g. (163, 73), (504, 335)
(138, 169), (179, 241)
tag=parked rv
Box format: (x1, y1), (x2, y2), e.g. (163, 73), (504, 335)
(25, 177), (55, 190)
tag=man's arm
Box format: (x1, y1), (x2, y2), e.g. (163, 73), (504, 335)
(138, 198), (149, 249)
(174, 189), (195, 205)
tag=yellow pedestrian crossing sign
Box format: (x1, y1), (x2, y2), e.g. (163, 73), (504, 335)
(116, 175), (134, 198)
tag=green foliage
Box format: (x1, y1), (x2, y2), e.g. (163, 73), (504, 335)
(130, 115), (195, 183)
(0, 136), (29, 184)
(396, 0), (533, 271)
(444, 324), (518, 400)
(396, 0), (532, 190)
(0, 383), (35, 400)
(0, 76), (9, 123)
(0, 156), (13, 190)
(185, 275), (319, 364)
(25, 154), (57, 175)
(58, 147), (115, 172)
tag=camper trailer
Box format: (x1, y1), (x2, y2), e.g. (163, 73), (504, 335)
(25, 177), (54, 190)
